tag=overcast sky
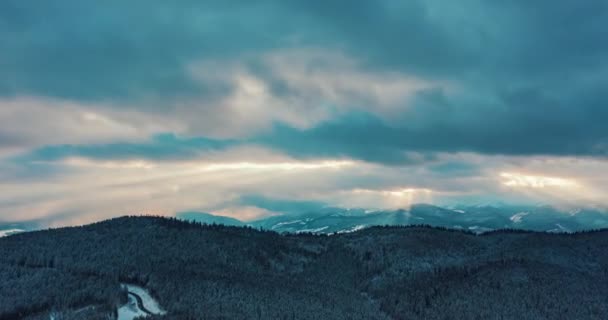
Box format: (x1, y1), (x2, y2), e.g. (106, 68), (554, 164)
(1, 0), (608, 226)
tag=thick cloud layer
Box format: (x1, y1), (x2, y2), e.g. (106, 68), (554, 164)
(1, 0), (607, 225)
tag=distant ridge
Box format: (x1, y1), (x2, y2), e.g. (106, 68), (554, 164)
(177, 204), (608, 234)
(176, 211), (245, 226)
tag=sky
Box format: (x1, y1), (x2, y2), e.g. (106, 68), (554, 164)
(1, 0), (608, 226)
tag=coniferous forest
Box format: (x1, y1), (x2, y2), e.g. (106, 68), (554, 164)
(1, 216), (608, 319)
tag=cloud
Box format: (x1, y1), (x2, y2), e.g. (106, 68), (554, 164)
(1, 0), (608, 226)
(0, 0), (466, 101)
(3, 0), (606, 99)
(500, 172), (579, 189)
(17, 133), (235, 162)
(5, 148), (608, 227)
(10, 87), (608, 166)
(0, 155), (364, 225)
(0, 97), (185, 157)
(0, 47), (440, 156)
(0, 1), (279, 101)
(2, 1), (608, 161)
(257, 95), (608, 162)
(184, 48), (439, 137)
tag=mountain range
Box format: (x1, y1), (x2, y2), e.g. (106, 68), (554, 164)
(177, 204), (608, 234)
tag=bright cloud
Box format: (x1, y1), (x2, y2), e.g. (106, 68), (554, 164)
(0, 155), (361, 225)
(0, 97), (182, 151)
(185, 48), (442, 136)
(1, 1), (608, 227)
(500, 172), (579, 189)
(3, 152), (608, 226)
(344, 188), (435, 209)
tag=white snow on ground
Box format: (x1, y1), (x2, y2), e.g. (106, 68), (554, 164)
(271, 220), (303, 229)
(510, 212), (529, 223)
(468, 226), (494, 234)
(452, 210), (466, 214)
(118, 294), (147, 320)
(124, 284), (166, 315)
(118, 284), (166, 320)
(296, 226), (329, 233)
(336, 225), (367, 234)
(0, 229), (24, 237)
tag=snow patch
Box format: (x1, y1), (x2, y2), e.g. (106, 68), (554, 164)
(271, 220), (303, 230)
(296, 226), (329, 233)
(337, 225), (367, 234)
(0, 229), (24, 237)
(118, 284), (166, 320)
(118, 294), (148, 320)
(555, 223), (571, 233)
(510, 212), (529, 224)
(468, 226), (494, 234)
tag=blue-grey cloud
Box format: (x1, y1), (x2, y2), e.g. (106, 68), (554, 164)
(3, 0), (608, 226)
(258, 102), (608, 163)
(18, 133), (235, 162)
(2, 0), (607, 160)
(5, 0), (605, 101)
(17, 97), (608, 165)
(428, 161), (479, 176)
(0, 1), (283, 101)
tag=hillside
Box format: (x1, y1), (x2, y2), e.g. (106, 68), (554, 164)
(1, 217), (608, 319)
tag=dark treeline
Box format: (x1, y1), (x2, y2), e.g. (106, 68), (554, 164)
(1, 216), (608, 319)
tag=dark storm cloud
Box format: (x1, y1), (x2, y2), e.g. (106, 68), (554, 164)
(2, 0), (607, 161)
(0, 0), (558, 100)
(0, 0), (291, 101)
(260, 96), (608, 163)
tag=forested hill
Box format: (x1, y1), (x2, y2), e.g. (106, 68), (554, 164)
(1, 217), (608, 320)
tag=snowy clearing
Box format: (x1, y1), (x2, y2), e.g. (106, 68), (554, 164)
(296, 226), (329, 233)
(336, 225), (367, 234)
(271, 220), (303, 229)
(118, 284), (166, 320)
(0, 229), (24, 237)
(510, 212), (529, 223)
(117, 294), (148, 320)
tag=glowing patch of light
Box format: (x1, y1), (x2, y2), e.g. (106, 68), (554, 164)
(201, 160), (354, 172)
(500, 172), (578, 188)
(352, 188), (433, 196)
(387, 188), (433, 197)
(61, 158), (156, 169)
(348, 188), (433, 208)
